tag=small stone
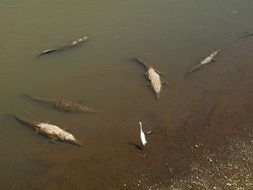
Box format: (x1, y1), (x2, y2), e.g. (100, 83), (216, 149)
(207, 156), (213, 162)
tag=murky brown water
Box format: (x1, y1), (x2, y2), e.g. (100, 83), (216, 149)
(1, 1), (253, 189)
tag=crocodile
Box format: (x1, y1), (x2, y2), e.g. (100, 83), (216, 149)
(25, 95), (96, 113)
(134, 58), (167, 99)
(187, 49), (220, 74)
(240, 31), (253, 39)
(13, 115), (82, 146)
(39, 36), (88, 56)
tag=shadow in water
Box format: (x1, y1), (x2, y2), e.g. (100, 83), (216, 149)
(129, 142), (144, 151)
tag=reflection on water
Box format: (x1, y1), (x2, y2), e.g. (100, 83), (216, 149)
(1, 0), (253, 189)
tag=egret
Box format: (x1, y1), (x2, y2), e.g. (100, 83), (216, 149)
(139, 122), (147, 146)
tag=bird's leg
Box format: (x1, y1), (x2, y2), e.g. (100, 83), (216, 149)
(145, 131), (153, 135)
(162, 81), (170, 87)
(155, 69), (164, 75)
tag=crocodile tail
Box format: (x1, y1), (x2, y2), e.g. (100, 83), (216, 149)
(39, 49), (57, 56)
(20, 93), (33, 100)
(133, 58), (149, 70)
(188, 64), (201, 74)
(13, 115), (39, 128)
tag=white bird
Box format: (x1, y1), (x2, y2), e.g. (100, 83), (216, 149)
(139, 122), (147, 146)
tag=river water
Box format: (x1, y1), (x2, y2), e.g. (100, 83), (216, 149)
(1, 1), (253, 189)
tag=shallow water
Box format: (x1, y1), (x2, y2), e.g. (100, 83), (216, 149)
(1, 1), (253, 189)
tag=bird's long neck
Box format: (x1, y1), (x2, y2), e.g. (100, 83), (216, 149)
(139, 122), (143, 132)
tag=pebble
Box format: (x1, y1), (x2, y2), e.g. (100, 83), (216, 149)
(207, 156), (213, 162)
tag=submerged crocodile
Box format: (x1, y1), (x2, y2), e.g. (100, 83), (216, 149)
(240, 31), (253, 39)
(13, 115), (82, 146)
(187, 49), (220, 74)
(39, 36), (88, 56)
(134, 58), (167, 99)
(25, 95), (96, 113)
